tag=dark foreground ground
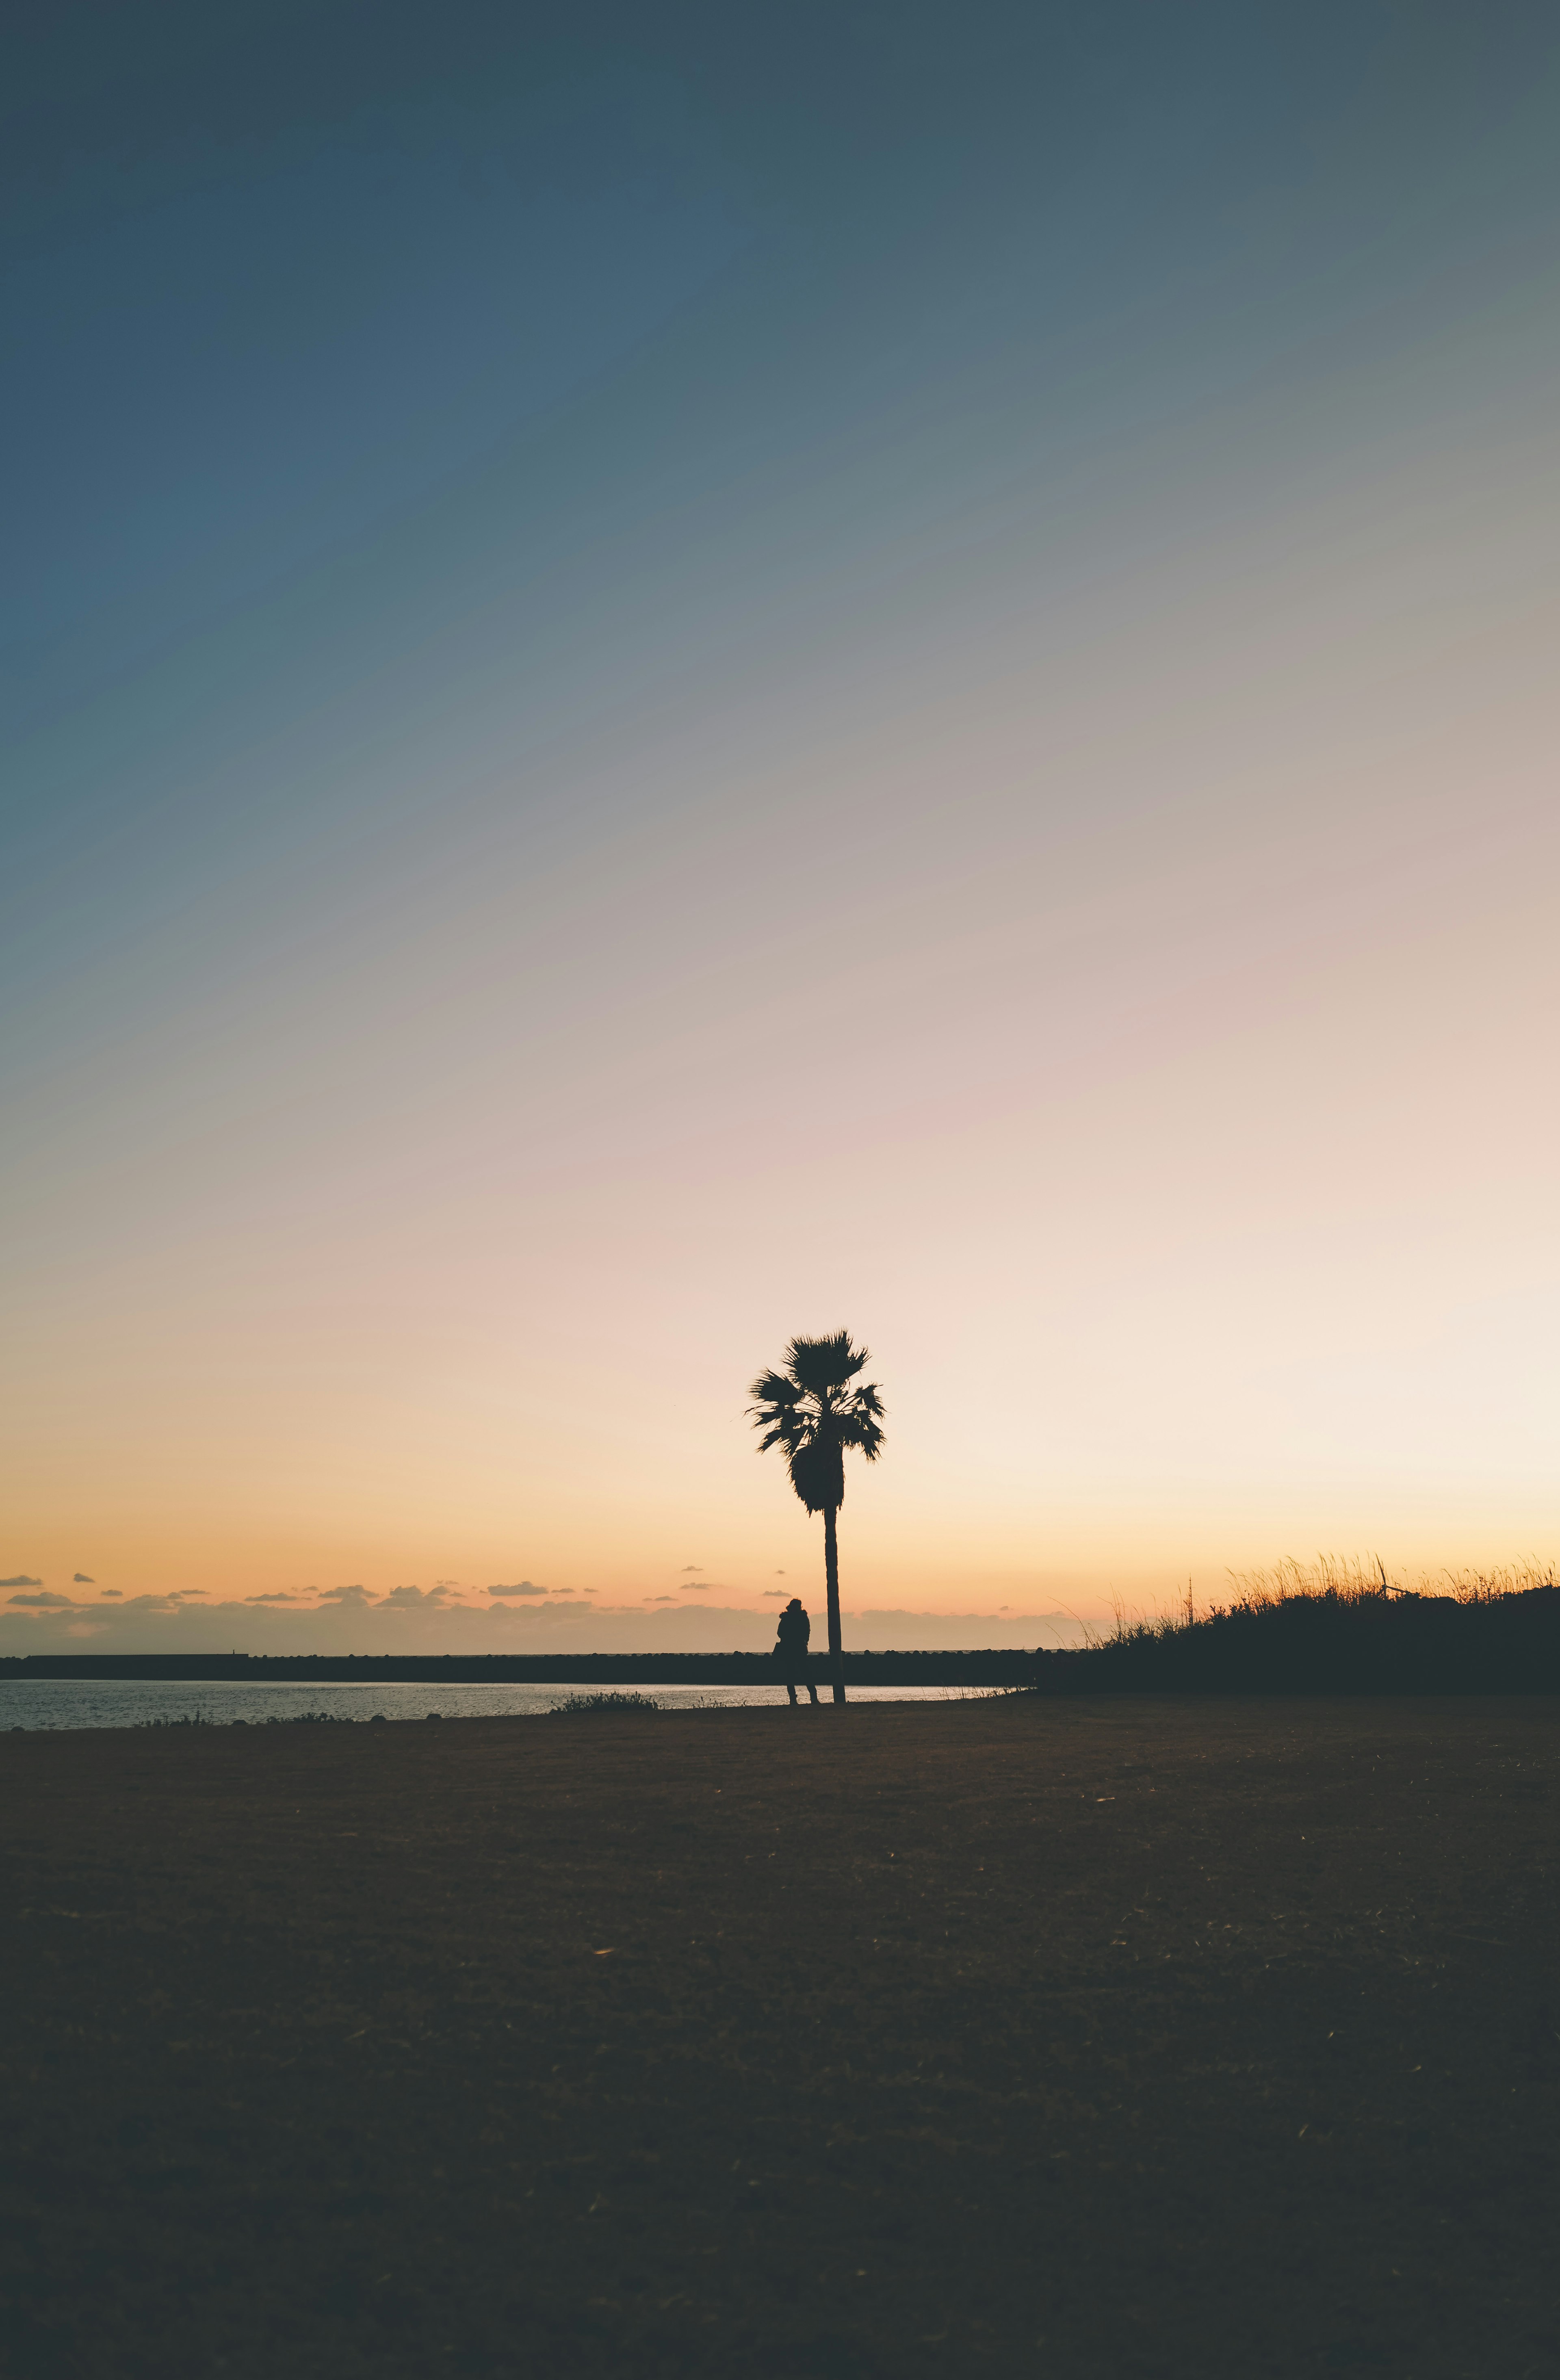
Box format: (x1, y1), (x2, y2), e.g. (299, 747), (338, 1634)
(2, 1699), (1556, 2380)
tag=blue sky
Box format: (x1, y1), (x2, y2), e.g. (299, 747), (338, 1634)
(5, 2), (1559, 1633)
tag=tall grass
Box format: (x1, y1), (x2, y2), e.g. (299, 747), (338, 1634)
(1048, 1556), (1560, 1694)
(1224, 1553), (1557, 1608)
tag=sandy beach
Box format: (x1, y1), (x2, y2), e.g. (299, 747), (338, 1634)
(3, 1696), (1556, 2377)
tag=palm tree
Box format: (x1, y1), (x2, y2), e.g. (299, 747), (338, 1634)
(748, 1330), (885, 1706)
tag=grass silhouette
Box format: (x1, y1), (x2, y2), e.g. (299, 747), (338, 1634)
(1046, 1554), (1560, 1693)
(134, 1708), (369, 1728)
(546, 1691), (661, 1716)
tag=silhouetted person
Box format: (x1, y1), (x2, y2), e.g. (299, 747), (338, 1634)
(774, 1598), (819, 1706)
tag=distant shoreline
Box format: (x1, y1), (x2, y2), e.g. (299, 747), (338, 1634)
(0, 1649), (1046, 1687)
(8, 1580), (1557, 1691)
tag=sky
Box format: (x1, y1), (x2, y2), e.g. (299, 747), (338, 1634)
(4, 1), (1558, 1653)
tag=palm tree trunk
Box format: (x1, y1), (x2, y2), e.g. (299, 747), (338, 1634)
(823, 1504), (845, 1704)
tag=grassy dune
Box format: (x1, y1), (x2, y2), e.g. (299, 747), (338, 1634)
(1046, 1559), (1560, 1695)
(2, 1695), (1557, 2378)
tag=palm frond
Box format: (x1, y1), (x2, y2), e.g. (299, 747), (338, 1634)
(758, 1413), (812, 1458)
(784, 1329), (869, 1395)
(748, 1367), (806, 1461)
(751, 1337), (885, 1494)
(837, 1396), (886, 1462)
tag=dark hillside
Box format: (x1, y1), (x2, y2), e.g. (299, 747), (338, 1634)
(1039, 1573), (1560, 1696)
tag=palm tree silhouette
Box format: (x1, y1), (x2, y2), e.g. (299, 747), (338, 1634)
(748, 1331), (885, 1706)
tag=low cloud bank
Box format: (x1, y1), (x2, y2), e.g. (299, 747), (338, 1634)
(0, 1593), (1082, 1656)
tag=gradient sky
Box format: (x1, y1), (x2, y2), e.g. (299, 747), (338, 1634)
(5, 2), (1558, 1649)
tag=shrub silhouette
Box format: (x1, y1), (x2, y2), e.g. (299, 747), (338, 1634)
(546, 1692), (661, 1716)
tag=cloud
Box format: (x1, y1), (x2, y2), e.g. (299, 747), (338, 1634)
(1, 1575), (43, 1588)
(100, 1589), (122, 1598)
(681, 1565), (703, 1573)
(648, 1595), (678, 1603)
(489, 1580), (546, 1598)
(775, 1570), (786, 1576)
(73, 1573), (94, 1584)
(762, 1591), (787, 1598)
(8, 1590), (75, 1607)
(317, 1583), (377, 1605)
(381, 1584), (458, 1607)
(246, 1593), (297, 1604)
(681, 1580), (713, 1590)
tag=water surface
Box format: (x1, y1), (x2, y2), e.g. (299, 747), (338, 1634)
(0, 1679), (987, 1730)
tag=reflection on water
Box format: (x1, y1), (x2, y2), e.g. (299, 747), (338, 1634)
(0, 1680), (992, 1731)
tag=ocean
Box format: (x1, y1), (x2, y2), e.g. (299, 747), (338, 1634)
(0, 1679), (990, 1730)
